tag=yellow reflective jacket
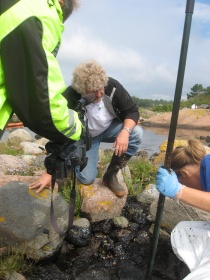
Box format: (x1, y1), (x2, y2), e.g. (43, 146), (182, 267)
(0, 0), (82, 143)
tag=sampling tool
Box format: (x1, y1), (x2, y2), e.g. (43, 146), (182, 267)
(145, 0), (195, 278)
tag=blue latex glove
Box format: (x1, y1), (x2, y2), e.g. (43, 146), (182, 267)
(156, 167), (182, 198)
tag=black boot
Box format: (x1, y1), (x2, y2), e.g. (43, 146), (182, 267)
(103, 153), (131, 196)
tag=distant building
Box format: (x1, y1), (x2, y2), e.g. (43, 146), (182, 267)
(191, 104), (197, 109)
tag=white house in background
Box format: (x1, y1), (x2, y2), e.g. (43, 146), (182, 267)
(191, 104), (197, 109)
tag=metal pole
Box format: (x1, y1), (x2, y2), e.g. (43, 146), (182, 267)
(145, 1), (195, 279)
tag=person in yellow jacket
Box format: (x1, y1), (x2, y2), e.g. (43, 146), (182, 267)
(0, 0), (82, 143)
(0, 0), (83, 188)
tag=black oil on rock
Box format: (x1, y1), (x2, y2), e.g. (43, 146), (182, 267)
(25, 196), (189, 280)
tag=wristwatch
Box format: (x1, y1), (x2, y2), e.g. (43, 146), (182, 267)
(123, 127), (132, 134)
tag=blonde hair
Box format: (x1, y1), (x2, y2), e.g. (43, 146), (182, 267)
(71, 60), (108, 96)
(171, 139), (206, 172)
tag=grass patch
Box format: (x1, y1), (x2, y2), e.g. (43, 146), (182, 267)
(0, 142), (24, 156)
(127, 157), (157, 196)
(58, 179), (82, 218)
(0, 246), (34, 279)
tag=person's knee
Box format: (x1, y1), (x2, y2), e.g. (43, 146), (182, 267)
(79, 177), (95, 185)
(76, 171), (96, 185)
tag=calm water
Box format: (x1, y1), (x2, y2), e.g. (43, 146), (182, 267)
(2, 125), (209, 158)
(102, 125), (210, 157)
(100, 126), (167, 157)
(139, 125), (210, 156)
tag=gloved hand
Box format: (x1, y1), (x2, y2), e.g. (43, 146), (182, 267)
(156, 167), (182, 198)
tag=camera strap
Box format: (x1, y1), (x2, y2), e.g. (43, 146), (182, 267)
(50, 167), (76, 236)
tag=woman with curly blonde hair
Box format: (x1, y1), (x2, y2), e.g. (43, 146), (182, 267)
(63, 60), (143, 197)
(71, 60), (108, 95)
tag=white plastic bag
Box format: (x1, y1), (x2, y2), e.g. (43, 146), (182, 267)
(171, 221), (210, 280)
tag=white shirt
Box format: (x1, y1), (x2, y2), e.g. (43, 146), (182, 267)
(85, 99), (114, 137)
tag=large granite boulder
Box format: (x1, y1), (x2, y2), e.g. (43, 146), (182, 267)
(0, 182), (69, 260)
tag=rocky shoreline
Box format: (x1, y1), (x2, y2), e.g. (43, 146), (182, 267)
(1, 127), (210, 280)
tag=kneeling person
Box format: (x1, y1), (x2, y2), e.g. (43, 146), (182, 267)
(64, 60), (143, 196)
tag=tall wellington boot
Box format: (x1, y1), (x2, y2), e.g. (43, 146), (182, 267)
(103, 153), (131, 197)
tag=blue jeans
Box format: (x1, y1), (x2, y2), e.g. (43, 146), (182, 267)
(76, 119), (143, 184)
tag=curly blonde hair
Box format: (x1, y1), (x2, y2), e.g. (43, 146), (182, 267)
(71, 60), (108, 96)
(171, 139), (206, 172)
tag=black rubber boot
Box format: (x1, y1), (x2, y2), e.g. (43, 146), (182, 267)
(103, 153), (131, 197)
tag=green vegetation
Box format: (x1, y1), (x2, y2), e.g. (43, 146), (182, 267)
(128, 157), (158, 196)
(152, 104), (173, 112)
(186, 84), (210, 99)
(58, 179), (82, 218)
(0, 142), (24, 156)
(0, 246), (34, 279)
(180, 84), (210, 108)
(181, 88), (210, 109)
(132, 83), (210, 113)
(132, 96), (173, 109)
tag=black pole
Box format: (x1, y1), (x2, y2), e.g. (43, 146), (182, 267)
(145, 1), (195, 279)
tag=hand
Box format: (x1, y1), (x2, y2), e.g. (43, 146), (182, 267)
(29, 171), (57, 193)
(113, 129), (129, 157)
(156, 167), (182, 198)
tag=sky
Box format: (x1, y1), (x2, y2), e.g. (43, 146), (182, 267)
(57, 0), (210, 101)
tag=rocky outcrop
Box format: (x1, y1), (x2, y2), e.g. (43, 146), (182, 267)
(141, 108), (210, 130)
